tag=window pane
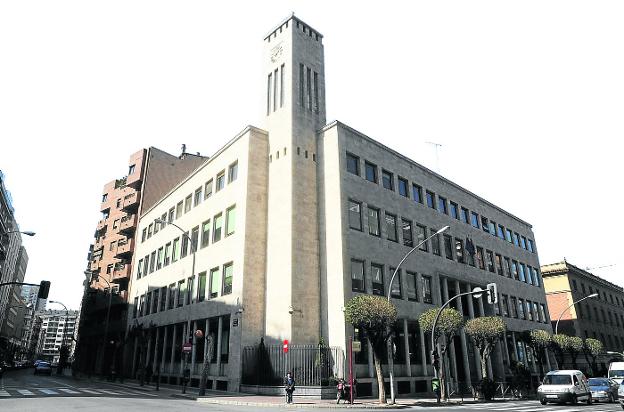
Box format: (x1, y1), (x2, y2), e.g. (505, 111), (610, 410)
(204, 179), (213, 199)
(417, 225), (428, 251)
(390, 269), (402, 298)
(346, 153), (359, 175)
(382, 170), (393, 190)
(194, 187), (202, 206)
(470, 212), (480, 228)
(406, 272), (417, 301)
(351, 260), (365, 292)
(443, 235), (453, 260)
(201, 220), (210, 248)
(385, 213), (397, 242)
(438, 196), (448, 214)
(209, 268), (220, 298)
(348, 200), (362, 230)
(185, 195), (192, 213)
(461, 207), (469, 223)
(402, 219), (413, 247)
(365, 162), (377, 183)
(412, 184), (422, 203)
(371, 263), (384, 296)
(426, 191), (435, 209)
(228, 162), (238, 183)
(226, 206), (236, 236)
(223, 263), (233, 295)
(198, 272), (207, 302)
(422, 276), (432, 303)
(398, 178), (408, 197)
(497, 225), (505, 239)
(368, 207), (380, 236)
(450, 202), (458, 219)
(213, 213), (223, 242)
(216, 172), (225, 191)
(431, 230), (441, 256)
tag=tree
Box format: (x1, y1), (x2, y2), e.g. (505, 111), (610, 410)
(419, 308), (464, 401)
(344, 295), (397, 404)
(551, 334), (569, 368)
(583, 338), (604, 377)
(567, 336), (584, 370)
(465, 317), (506, 380)
(521, 329), (552, 379)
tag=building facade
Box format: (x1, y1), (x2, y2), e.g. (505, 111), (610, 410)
(35, 310), (79, 363)
(542, 261), (624, 351)
(127, 15), (552, 396)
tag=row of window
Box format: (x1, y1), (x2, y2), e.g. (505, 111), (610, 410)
(345, 152), (536, 254)
(348, 200), (542, 287)
(577, 302), (624, 328)
(141, 161), (238, 243)
(498, 294), (549, 324)
(572, 279), (624, 309)
(136, 206), (236, 279)
(133, 262), (234, 318)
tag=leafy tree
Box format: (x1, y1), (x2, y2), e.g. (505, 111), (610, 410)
(551, 334), (569, 368)
(583, 338), (604, 377)
(465, 317), (506, 381)
(520, 329), (552, 379)
(344, 295), (397, 404)
(567, 336), (584, 370)
(419, 308), (464, 401)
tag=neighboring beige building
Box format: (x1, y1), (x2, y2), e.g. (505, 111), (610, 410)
(127, 15), (551, 396)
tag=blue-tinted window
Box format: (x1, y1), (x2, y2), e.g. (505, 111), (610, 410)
(346, 153), (359, 175)
(470, 212), (480, 228)
(426, 191), (436, 209)
(382, 170), (393, 190)
(520, 236), (527, 249)
(365, 161), (377, 183)
(505, 229), (513, 243)
(398, 177), (409, 197)
(532, 268), (541, 287)
(522, 264), (532, 284)
(497, 224), (505, 239)
(412, 184), (423, 203)
(513, 232), (520, 246)
(488, 221), (496, 236)
(450, 202), (459, 219)
(438, 196), (448, 214)
(527, 239), (534, 253)
(481, 216), (489, 232)
(460, 207), (469, 224)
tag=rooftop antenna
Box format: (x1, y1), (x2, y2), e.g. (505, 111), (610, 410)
(426, 141), (443, 173)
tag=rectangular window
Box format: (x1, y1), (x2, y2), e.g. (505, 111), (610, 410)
(501, 295), (509, 317)
(280, 64), (285, 108)
(406, 272), (418, 301)
(149, 251), (156, 273)
(172, 237), (180, 262)
(204, 179), (213, 199)
(223, 263), (233, 295)
(497, 224), (505, 239)
(412, 184), (423, 203)
(426, 191), (435, 209)
(495, 254), (503, 275)
(522, 263), (532, 284)
(274, 68), (278, 111)
(504, 257), (512, 277)
(216, 171), (225, 192)
(160, 213), (167, 228)
(431, 230), (441, 256)
(299, 63), (304, 106)
(416, 225), (428, 252)
(460, 207), (469, 224)
(307, 67), (312, 109)
(143, 255), (150, 277)
(313, 70), (319, 112)
(540, 304), (547, 323)
(267, 72), (272, 115)
(470, 212), (480, 228)
(505, 228), (513, 243)
(438, 196), (448, 214)
(368, 207), (380, 236)
(152, 290), (159, 314)
(168, 284), (175, 309)
(510, 297), (518, 318)
(209, 267), (220, 298)
(142, 228), (147, 242)
(390, 268), (402, 299)
(351, 259), (365, 292)
(136, 259), (143, 279)
(365, 162), (377, 183)
(486, 250), (495, 272)
(177, 280), (185, 307)
(201, 220), (211, 248)
(526, 301), (533, 321)
(164, 242), (171, 266)
(518, 298), (526, 319)
(527, 239), (535, 253)
(191, 226), (199, 252)
(488, 221), (496, 235)
(184, 194), (192, 213)
(213, 213), (223, 242)
(228, 161), (238, 183)
(197, 272), (206, 302)
(382, 170), (393, 190)
(156, 247), (163, 270)
(346, 153), (359, 175)
(513, 232), (520, 246)
(398, 177), (409, 197)
(454, 238), (464, 263)
(348, 200), (362, 231)
(422, 275), (433, 304)
(371, 263), (384, 296)
(138, 295), (144, 317)
(481, 216), (489, 232)
(443, 234), (453, 260)
(401, 219), (413, 247)
(520, 236), (527, 249)
(176, 201), (183, 219)
(532, 267), (541, 287)
(476, 247), (485, 270)
(167, 208), (174, 223)
(511, 260), (519, 280)
(226, 206), (236, 236)
(147, 224), (153, 239)
(181, 232), (189, 258)
(187, 276), (194, 304)
(450, 202), (459, 219)
(385, 213), (397, 242)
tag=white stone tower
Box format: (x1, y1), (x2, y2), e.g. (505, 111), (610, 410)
(263, 15), (326, 345)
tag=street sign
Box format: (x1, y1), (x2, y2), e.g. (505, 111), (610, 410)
(182, 343), (192, 353)
(283, 339), (289, 353)
(352, 341), (362, 353)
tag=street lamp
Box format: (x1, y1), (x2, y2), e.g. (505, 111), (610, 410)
(385, 225), (449, 404)
(49, 300), (69, 374)
(554, 293), (599, 335)
(154, 218), (196, 393)
(1, 230), (36, 237)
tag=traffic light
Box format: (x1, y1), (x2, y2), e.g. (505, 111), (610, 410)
(455, 240), (464, 262)
(486, 283), (498, 305)
(37, 281), (51, 299)
(430, 350), (440, 368)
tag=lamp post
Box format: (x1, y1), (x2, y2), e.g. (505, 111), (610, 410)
(49, 300), (69, 375)
(385, 225), (449, 404)
(155, 218), (196, 393)
(554, 293), (599, 335)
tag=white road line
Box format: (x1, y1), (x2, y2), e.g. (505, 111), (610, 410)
(0, 390), (10, 397)
(78, 388), (103, 394)
(17, 389), (34, 396)
(58, 388), (80, 394)
(39, 389), (59, 395)
(97, 389), (121, 395)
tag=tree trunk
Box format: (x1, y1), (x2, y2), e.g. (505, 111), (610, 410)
(480, 351), (488, 381)
(372, 350), (386, 404)
(199, 335), (215, 396)
(583, 351), (593, 376)
(440, 345), (447, 401)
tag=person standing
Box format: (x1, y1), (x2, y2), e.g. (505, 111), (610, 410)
(284, 371), (296, 404)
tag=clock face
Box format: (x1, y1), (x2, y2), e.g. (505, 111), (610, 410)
(271, 43), (283, 63)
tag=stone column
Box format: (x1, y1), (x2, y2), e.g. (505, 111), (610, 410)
(466, 283), (482, 381)
(191, 320), (197, 375)
(419, 326), (428, 376)
(455, 281), (472, 389)
(153, 327), (160, 371)
(169, 324), (176, 374)
(216, 317), (223, 377)
(180, 323), (187, 375)
(131, 337), (138, 377)
(404, 319), (412, 377)
(161, 326), (168, 375)
(146, 331), (153, 367)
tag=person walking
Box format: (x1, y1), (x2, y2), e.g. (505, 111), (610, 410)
(284, 371), (296, 404)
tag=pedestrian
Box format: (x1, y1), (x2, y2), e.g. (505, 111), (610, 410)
(145, 363), (153, 385)
(284, 371), (296, 404)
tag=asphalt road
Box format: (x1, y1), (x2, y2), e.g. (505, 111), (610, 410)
(428, 400), (624, 412)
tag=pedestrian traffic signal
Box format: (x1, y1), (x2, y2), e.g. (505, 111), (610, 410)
(37, 281), (50, 299)
(486, 283), (498, 305)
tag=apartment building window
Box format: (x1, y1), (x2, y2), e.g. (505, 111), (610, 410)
(416, 225), (428, 252)
(402, 219), (413, 247)
(488, 221), (496, 235)
(501, 295), (509, 317)
(177, 280), (185, 307)
(204, 179), (213, 199)
(371, 263), (384, 296)
(225, 206), (236, 236)
(505, 228), (513, 243)
(443, 235), (453, 260)
(481, 216), (489, 233)
(157, 247), (163, 270)
(518, 298), (525, 319)
(504, 257), (512, 278)
(385, 213), (397, 242)
(133, 297), (139, 318)
(520, 236), (527, 249)
(513, 232), (520, 246)
(454, 238), (464, 262)
(194, 187), (202, 207)
(168, 284), (175, 309)
(214, 171), (225, 192)
(181, 232), (189, 258)
(149, 251), (156, 273)
(176, 201), (183, 219)
(201, 220), (210, 248)
(523, 263), (533, 284)
(406, 272), (418, 301)
(368, 207), (380, 237)
(168, 208), (175, 223)
(460, 207), (469, 224)
(511, 260), (519, 280)
(470, 212), (480, 229)
(191, 226), (199, 252)
(139, 295), (145, 317)
(348, 200), (362, 231)
(136, 259), (143, 279)
(382, 170), (393, 190)
(213, 213), (223, 242)
(526, 301), (533, 321)
(486, 250), (495, 272)
(184, 195), (192, 213)
(533, 268), (541, 287)
(152, 290), (159, 314)
(147, 224), (153, 239)
(412, 184), (423, 203)
(164, 243), (171, 266)
(365, 162), (377, 183)
(398, 177), (409, 197)
(102, 193), (108, 202)
(346, 153), (360, 175)
(426, 191), (435, 209)
(351, 259), (365, 292)
(527, 239), (535, 253)
(209, 267), (220, 298)
(142, 228), (147, 242)
(438, 196), (448, 214)
(198, 272), (207, 302)
(449, 202), (459, 219)
(422, 275), (433, 304)
(539, 304), (547, 323)
(145, 293), (151, 316)
(172, 238), (180, 262)
(116, 199), (121, 208)
(390, 268), (402, 299)
(160, 213), (167, 228)
(143, 255), (150, 277)
(187, 276), (195, 304)
(153, 218), (160, 233)
(106, 263), (113, 274)
(431, 230), (441, 256)
(497, 224), (505, 239)
(510, 297), (518, 318)
(128, 164), (135, 175)
(495, 254), (503, 275)
(228, 161), (238, 183)
(476, 247), (485, 269)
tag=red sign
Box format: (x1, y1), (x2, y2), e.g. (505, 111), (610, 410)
(283, 339), (289, 353)
(182, 343), (193, 353)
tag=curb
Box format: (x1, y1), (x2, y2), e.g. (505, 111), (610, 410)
(196, 398), (407, 409)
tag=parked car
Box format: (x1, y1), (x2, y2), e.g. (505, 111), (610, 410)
(610, 362), (624, 384)
(538, 370), (592, 405)
(589, 377), (619, 403)
(618, 383), (624, 410)
(34, 361), (52, 376)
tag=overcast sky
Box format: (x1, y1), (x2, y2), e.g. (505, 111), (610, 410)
(1, 1), (622, 310)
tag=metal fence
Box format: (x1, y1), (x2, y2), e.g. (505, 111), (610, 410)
(242, 343), (344, 386)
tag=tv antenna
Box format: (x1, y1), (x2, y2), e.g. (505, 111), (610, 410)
(426, 141), (443, 173)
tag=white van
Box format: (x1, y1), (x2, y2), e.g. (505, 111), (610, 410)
(538, 370), (592, 405)
(609, 362), (624, 384)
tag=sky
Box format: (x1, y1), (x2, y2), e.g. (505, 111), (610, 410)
(1, 1), (623, 310)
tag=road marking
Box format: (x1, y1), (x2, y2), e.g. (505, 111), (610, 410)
(39, 389), (59, 395)
(58, 388), (80, 394)
(0, 390), (10, 397)
(78, 388), (103, 394)
(17, 389), (34, 396)
(97, 389), (121, 395)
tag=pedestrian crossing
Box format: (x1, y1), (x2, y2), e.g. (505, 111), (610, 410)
(455, 400), (621, 412)
(0, 386), (158, 398)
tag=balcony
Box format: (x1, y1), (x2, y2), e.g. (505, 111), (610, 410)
(126, 169), (143, 190)
(121, 192), (139, 213)
(112, 264), (130, 280)
(96, 219), (108, 232)
(119, 214), (137, 236)
(114, 238), (135, 259)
